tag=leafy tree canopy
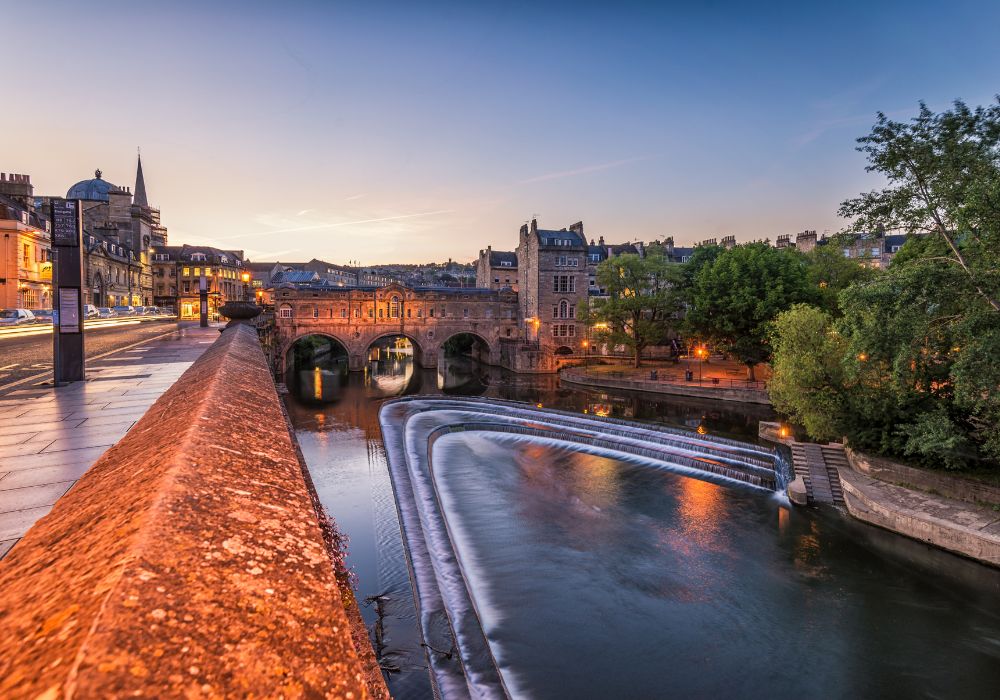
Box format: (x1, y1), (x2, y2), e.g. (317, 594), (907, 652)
(588, 250), (683, 367)
(839, 99), (1000, 312)
(685, 242), (815, 380)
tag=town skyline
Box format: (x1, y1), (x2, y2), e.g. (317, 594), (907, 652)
(6, 0), (1000, 263)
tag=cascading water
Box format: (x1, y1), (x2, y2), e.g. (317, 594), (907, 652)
(380, 396), (789, 699)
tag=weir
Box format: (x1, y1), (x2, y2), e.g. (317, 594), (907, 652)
(379, 396), (789, 699)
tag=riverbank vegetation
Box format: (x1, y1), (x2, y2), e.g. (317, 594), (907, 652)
(585, 100), (998, 471)
(770, 100), (1000, 471)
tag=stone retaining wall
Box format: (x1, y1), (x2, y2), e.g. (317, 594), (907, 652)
(0, 324), (388, 699)
(561, 369), (772, 405)
(839, 468), (1000, 567)
(845, 446), (1000, 507)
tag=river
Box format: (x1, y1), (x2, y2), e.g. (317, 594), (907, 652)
(283, 351), (1000, 699)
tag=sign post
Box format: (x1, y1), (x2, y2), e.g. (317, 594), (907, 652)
(50, 199), (85, 384)
(199, 274), (208, 327)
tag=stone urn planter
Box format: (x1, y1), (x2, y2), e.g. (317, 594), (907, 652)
(218, 301), (262, 329)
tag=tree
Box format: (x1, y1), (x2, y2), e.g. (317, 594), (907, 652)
(588, 250), (683, 368)
(803, 235), (875, 315)
(769, 305), (848, 442)
(835, 100), (1000, 469)
(685, 242), (815, 380)
(835, 236), (997, 469)
(839, 99), (1000, 313)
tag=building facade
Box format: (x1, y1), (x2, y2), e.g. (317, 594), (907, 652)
(475, 246), (518, 291)
(0, 174), (51, 310)
(516, 220), (589, 352)
(30, 157), (167, 307)
(152, 245), (247, 318)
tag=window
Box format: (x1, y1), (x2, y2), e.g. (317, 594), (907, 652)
(407, 308), (412, 318)
(378, 307), (384, 318)
(871, 247), (880, 257)
(569, 258), (578, 267)
(494, 277), (500, 284)
(354, 308), (361, 318)
(390, 296), (400, 318)
(500, 260), (513, 267)
(194, 267), (201, 276)
(463, 308), (469, 318)
(312, 307), (319, 319)
(279, 305), (293, 318)
(430, 308), (435, 317)
(553, 275), (576, 293)
(843, 249), (851, 258)
(368, 308), (374, 318)
(551, 324), (577, 337)
(417, 308), (423, 317)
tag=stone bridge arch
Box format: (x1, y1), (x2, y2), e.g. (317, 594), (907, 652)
(272, 283), (519, 373)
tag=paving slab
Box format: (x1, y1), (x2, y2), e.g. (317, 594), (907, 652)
(0, 324), (219, 558)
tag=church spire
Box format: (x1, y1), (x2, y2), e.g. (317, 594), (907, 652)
(134, 148), (148, 207)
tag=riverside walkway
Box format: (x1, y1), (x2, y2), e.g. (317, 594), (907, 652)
(562, 357), (771, 404)
(0, 324), (220, 558)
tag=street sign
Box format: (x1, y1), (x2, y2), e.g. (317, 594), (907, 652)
(51, 199), (81, 246)
(50, 199), (85, 383)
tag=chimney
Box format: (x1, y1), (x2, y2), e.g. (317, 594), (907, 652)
(530, 218), (537, 234)
(598, 235), (605, 246)
(0, 172), (35, 210)
(569, 221), (584, 235)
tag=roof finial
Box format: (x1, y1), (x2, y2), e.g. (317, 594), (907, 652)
(95, 169), (102, 179)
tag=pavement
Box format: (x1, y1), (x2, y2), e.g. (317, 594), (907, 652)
(0, 323), (221, 558)
(0, 318), (181, 390)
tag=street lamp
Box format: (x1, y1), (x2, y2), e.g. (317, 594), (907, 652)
(696, 345), (707, 383)
(241, 271), (251, 301)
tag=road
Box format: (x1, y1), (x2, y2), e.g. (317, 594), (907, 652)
(0, 319), (181, 394)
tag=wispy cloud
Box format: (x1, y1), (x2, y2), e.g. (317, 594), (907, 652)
(296, 208), (313, 216)
(517, 155), (656, 185)
(217, 209), (454, 241)
(344, 193), (365, 201)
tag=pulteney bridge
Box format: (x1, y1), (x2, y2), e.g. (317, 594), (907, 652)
(272, 282), (521, 373)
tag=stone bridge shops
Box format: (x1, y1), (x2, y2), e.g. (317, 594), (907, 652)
(273, 283), (521, 372)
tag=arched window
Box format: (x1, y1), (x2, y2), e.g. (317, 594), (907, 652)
(558, 299), (570, 319)
(390, 295), (400, 318)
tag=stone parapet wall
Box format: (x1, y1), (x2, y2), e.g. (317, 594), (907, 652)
(845, 447), (1000, 507)
(0, 324), (388, 699)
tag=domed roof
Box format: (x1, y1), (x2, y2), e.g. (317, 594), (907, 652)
(66, 169), (117, 201)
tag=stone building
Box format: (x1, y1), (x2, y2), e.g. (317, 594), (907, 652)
(516, 219), (589, 353)
(475, 246), (518, 291)
(151, 245), (247, 318)
(35, 156), (167, 307)
(0, 174), (51, 309)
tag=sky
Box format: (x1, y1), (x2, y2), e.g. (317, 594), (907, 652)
(4, 0), (999, 264)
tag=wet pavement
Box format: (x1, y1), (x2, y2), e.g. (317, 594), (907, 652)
(0, 324), (221, 557)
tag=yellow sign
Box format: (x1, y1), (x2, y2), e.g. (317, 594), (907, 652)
(40, 262), (53, 281)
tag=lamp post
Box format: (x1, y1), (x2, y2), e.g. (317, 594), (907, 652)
(697, 345), (706, 383)
(241, 271), (251, 301)
(590, 322), (608, 372)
